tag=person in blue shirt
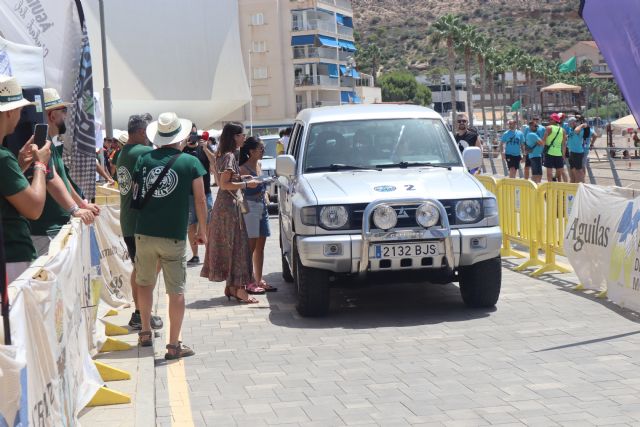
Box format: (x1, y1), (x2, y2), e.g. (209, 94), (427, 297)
(500, 119), (525, 178)
(566, 116), (588, 183)
(524, 121), (545, 183)
(522, 117), (545, 180)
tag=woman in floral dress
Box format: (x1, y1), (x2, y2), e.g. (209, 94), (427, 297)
(200, 123), (263, 303)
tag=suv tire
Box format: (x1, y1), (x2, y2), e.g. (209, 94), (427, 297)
(459, 256), (501, 308)
(294, 244), (330, 317)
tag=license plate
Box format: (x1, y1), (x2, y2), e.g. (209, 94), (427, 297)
(371, 242), (440, 259)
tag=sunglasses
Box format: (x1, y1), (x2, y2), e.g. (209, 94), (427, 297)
(457, 120), (467, 123)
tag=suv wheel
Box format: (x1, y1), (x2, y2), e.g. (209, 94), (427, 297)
(459, 256), (501, 308)
(293, 244), (330, 317)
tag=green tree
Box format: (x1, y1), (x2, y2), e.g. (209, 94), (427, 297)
(378, 71), (432, 106)
(455, 24), (478, 126)
(431, 14), (462, 119)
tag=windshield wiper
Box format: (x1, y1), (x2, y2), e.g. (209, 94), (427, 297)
(376, 161), (452, 170)
(305, 163), (382, 172)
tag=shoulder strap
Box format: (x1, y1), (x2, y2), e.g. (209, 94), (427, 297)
(139, 153), (181, 209)
(549, 126), (562, 147)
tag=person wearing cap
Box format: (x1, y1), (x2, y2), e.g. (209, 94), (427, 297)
(28, 88), (98, 255)
(542, 113), (568, 183)
(499, 119), (525, 179)
(566, 117), (588, 183)
(132, 112), (208, 359)
(521, 117), (545, 180)
(115, 113), (164, 331)
(0, 75), (52, 281)
(524, 120), (545, 184)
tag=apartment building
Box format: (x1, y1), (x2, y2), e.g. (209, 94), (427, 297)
(225, 0), (381, 131)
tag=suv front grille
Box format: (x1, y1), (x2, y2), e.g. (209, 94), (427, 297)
(350, 201), (457, 229)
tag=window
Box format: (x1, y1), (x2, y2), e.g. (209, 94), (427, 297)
(252, 41), (267, 53)
(250, 13), (264, 26)
(253, 67), (268, 79)
(253, 95), (269, 107)
(290, 123), (304, 159)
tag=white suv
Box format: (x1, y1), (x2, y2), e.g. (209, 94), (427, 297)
(276, 104), (502, 317)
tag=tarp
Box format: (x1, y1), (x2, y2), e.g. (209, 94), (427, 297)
(581, 0), (640, 140)
(291, 35), (315, 46)
(611, 114), (639, 130)
(338, 39), (356, 52)
(318, 35), (339, 48)
(540, 82), (582, 93)
(82, 0), (250, 128)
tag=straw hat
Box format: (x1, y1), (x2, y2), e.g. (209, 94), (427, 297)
(43, 88), (71, 111)
(117, 131), (129, 145)
(0, 74), (34, 112)
(146, 112), (191, 146)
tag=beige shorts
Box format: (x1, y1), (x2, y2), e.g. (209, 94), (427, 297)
(134, 234), (187, 294)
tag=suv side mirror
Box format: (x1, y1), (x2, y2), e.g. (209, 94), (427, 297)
(462, 146), (482, 170)
(276, 155), (297, 178)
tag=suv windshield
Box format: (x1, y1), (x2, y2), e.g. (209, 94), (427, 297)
(303, 118), (461, 172)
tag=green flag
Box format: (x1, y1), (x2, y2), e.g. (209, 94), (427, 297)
(559, 56), (577, 73)
(510, 100), (521, 112)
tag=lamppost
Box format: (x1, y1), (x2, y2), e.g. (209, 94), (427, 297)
(440, 77), (445, 115)
(247, 49), (253, 136)
(345, 56), (356, 103)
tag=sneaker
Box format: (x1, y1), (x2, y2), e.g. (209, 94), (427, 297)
(187, 256), (200, 266)
(128, 311), (163, 330)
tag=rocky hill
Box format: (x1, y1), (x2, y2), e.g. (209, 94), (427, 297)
(352, 0), (591, 76)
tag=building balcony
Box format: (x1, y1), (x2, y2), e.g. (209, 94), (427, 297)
(318, 0), (352, 11)
(338, 50), (353, 61)
(295, 75), (340, 87)
(293, 46), (338, 61)
(337, 25), (354, 38)
(340, 76), (355, 88)
(292, 19), (335, 33)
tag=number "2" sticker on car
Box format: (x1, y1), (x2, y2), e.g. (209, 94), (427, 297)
(404, 184), (415, 191)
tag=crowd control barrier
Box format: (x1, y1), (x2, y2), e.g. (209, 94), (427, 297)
(477, 175), (578, 277)
(0, 187), (135, 426)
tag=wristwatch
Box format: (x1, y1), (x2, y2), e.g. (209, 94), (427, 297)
(69, 204), (80, 215)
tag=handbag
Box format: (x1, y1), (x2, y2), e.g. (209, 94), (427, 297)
(130, 153), (181, 210)
(227, 189), (250, 214)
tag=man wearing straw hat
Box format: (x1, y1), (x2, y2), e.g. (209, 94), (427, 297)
(115, 113), (163, 331)
(0, 75), (52, 281)
(133, 112), (208, 359)
(29, 88), (99, 255)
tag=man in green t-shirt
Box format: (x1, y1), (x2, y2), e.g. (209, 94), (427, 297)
(0, 75), (52, 281)
(29, 88), (100, 256)
(133, 112), (207, 360)
(116, 113), (163, 331)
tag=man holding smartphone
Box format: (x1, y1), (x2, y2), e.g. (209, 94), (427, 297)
(0, 75), (52, 281)
(29, 88), (99, 255)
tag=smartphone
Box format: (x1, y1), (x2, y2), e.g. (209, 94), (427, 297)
(33, 123), (48, 148)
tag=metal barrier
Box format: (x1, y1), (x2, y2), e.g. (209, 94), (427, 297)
(530, 182), (578, 277)
(495, 179), (545, 271)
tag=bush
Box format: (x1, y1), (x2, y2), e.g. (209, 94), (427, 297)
(378, 70), (432, 106)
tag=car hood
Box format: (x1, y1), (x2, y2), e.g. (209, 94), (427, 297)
(303, 167), (485, 204)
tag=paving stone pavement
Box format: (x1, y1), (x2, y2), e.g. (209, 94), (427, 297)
(151, 216), (640, 427)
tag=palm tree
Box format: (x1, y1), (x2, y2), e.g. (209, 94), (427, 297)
(475, 34), (490, 133)
(485, 47), (499, 130)
(432, 14), (462, 121)
(505, 47), (524, 105)
(455, 24), (478, 126)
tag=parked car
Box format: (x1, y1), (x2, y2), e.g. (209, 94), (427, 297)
(276, 104), (502, 317)
(259, 134), (280, 210)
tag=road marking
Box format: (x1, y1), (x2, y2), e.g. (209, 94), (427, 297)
(164, 294), (194, 427)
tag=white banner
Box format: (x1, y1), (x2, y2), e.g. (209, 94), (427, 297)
(564, 184), (640, 310)
(0, 345), (25, 427)
(0, 34), (45, 87)
(93, 205), (133, 308)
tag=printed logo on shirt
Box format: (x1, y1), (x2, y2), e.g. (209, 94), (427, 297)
(117, 166), (132, 195)
(144, 167), (179, 198)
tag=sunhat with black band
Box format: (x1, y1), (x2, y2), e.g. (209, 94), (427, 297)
(43, 87), (71, 111)
(0, 74), (35, 112)
(146, 112), (192, 147)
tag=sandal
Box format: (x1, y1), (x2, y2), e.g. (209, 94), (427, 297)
(226, 286), (259, 304)
(245, 282), (266, 294)
(138, 331), (152, 347)
(259, 280), (277, 292)
(165, 341), (195, 360)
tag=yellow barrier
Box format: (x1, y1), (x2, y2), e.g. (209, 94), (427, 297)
(530, 182), (578, 277)
(476, 175), (498, 196)
(495, 178), (544, 270)
(95, 184), (120, 206)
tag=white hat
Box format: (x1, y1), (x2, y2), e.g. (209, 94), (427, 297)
(43, 88), (71, 111)
(146, 112), (191, 147)
(0, 75), (34, 112)
(117, 131), (129, 145)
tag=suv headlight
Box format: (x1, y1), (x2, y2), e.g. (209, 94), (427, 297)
(319, 206), (349, 229)
(483, 197), (498, 217)
(372, 205), (397, 230)
(416, 202), (440, 227)
(455, 199), (482, 223)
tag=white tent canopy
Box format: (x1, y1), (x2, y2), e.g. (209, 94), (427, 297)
(611, 114), (639, 131)
(83, 0), (250, 129)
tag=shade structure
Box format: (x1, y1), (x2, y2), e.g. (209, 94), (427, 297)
(581, 0), (640, 139)
(82, 0), (250, 129)
(611, 114), (639, 130)
(540, 82), (582, 93)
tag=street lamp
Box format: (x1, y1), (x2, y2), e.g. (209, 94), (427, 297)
(440, 77), (445, 114)
(345, 55), (356, 103)
(247, 49), (253, 136)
